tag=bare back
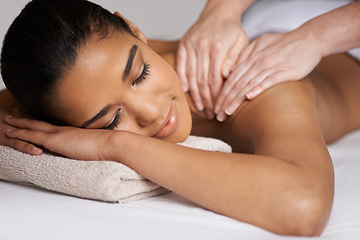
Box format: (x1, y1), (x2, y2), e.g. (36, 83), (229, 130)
(188, 53), (360, 153)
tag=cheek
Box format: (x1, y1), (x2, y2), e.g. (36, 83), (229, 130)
(150, 56), (182, 91)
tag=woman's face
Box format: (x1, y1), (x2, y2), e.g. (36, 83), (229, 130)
(56, 32), (192, 143)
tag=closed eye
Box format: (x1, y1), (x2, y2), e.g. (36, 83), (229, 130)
(103, 108), (121, 130)
(132, 62), (150, 86)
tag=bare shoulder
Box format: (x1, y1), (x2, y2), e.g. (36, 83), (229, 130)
(228, 80), (331, 166)
(147, 39), (179, 56)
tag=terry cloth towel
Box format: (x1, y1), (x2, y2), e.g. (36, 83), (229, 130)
(0, 136), (231, 203)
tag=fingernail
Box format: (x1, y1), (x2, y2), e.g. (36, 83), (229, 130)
(206, 110), (215, 120)
(214, 104), (221, 114)
(246, 91), (254, 99)
(5, 115), (14, 119)
(225, 106), (234, 116)
(182, 84), (188, 92)
(216, 112), (225, 122)
(195, 101), (204, 111)
(32, 147), (42, 154)
(7, 128), (14, 132)
(222, 67), (230, 77)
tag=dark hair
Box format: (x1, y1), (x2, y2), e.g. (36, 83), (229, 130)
(1, 0), (134, 124)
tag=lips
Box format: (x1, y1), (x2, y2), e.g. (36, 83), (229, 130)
(153, 100), (178, 138)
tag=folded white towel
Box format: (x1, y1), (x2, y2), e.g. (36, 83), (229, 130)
(0, 136), (231, 203)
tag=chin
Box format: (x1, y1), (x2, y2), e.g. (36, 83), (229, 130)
(165, 110), (192, 143)
(165, 131), (191, 143)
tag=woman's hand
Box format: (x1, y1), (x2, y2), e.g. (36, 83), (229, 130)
(5, 115), (118, 161)
(215, 30), (322, 122)
(0, 109), (42, 154)
(176, 2), (249, 119)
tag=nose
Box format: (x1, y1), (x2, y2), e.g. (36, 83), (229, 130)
(124, 92), (161, 127)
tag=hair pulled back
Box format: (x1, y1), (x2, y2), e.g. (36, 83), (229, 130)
(1, 0), (134, 124)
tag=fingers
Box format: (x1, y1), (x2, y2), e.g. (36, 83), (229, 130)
(197, 41), (215, 118)
(222, 34), (248, 78)
(246, 71), (291, 99)
(4, 115), (55, 132)
(3, 115), (57, 154)
(219, 70), (270, 118)
(176, 44), (189, 92)
(5, 137), (43, 155)
(215, 60), (252, 114)
(186, 47), (204, 111)
(177, 38), (221, 118)
(216, 69), (291, 122)
(0, 118), (42, 155)
(6, 125), (48, 148)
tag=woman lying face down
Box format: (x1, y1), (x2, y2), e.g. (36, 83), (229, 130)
(2, 0), (360, 236)
(53, 24), (192, 143)
(1, 0), (192, 143)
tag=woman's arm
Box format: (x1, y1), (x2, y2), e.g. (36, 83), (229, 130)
(215, 1), (360, 121)
(110, 81), (334, 236)
(307, 0), (360, 57)
(5, 80), (334, 236)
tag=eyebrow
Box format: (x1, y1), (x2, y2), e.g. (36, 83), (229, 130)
(81, 44), (138, 128)
(122, 44), (138, 81)
(81, 105), (111, 128)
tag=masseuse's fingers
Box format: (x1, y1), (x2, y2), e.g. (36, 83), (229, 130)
(196, 43), (214, 118)
(215, 31), (323, 122)
(221, 33), (249, 78)
(214, 56), (255, 119)
(176, 44), (190, 92)
(186, 47), (204, 111)
(245, 70), (291, 99)
(221, 70), (287, 118)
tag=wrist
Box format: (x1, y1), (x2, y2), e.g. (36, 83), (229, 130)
(102, 131), (144, 166)
(202, 0), (254, 22)
(100, 130), (127, 162)
(295, 22), (325, 59)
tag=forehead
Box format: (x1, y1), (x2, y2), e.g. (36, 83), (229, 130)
(56, 33), (138, 126)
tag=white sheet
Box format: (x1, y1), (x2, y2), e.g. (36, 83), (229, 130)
(1, 130), (360, 240)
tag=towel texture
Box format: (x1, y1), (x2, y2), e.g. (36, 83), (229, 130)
(0, 136), (231, 203)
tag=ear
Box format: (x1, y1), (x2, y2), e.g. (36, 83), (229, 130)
(114, 11), (147, 44)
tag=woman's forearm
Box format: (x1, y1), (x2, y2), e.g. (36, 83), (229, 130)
(300, 1), (360, 57)
(201, 0), (255, 22)
(107, 131), (332, 236)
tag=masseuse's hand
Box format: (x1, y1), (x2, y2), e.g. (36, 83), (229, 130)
(176, 5), (248, 119)
(5, 115), (119, 161)
(215, 30), (322, 121)
(0, 109), (40, 154)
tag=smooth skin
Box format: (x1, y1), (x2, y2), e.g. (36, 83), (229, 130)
(1, 18), (360, 236)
